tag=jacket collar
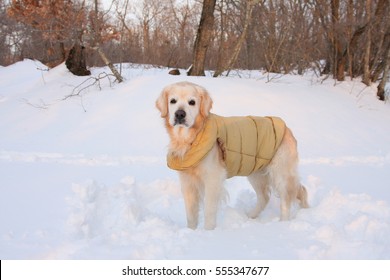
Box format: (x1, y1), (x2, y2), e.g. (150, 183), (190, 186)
(167, 114), (218, 171)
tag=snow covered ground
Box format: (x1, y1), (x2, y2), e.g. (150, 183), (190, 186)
(1, 60), (390, 259)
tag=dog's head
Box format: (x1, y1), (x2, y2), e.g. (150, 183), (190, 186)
(156, 81), (213, 129)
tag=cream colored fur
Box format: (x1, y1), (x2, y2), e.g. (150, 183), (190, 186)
(156, 81), (308, 230)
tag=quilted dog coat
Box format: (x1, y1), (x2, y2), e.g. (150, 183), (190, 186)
(167, 113), (286, 178)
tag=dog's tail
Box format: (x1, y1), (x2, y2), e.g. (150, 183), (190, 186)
(297, 185), (309, 208)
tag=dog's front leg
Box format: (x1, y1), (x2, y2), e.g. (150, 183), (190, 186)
(180, 172), (200, 229)
(203, 175), (224, 230)
(201, 144), (227, 230)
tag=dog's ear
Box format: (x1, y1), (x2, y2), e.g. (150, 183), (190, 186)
(196, 85), (213, 118)
(156, 87), (169, 118)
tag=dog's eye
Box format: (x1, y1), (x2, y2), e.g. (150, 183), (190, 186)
(188, 100), (196, 106)
(170, 99), (177, 104)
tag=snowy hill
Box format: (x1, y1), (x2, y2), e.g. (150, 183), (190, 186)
(0, 60), (390, 259)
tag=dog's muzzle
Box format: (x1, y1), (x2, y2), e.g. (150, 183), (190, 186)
(174, 109), (187, 125)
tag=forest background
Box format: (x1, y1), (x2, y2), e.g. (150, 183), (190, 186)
(1, 0), (389, 99)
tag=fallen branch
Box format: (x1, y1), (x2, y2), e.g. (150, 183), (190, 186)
(21, 98), (50, 110)
(90, 46), (124, 83)
(63, 72), (115, 100)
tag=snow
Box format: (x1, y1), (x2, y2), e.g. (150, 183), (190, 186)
(1, 59), (390, 259)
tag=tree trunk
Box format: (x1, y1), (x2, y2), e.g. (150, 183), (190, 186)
(92, 0), (124, 83)
(96, 47), (124, 83)
(377, 40), (390, 101)
(336, 56), (346, 81)
(362, 0), (372, 85)
(142, 20), (150, 62)
(214, 0), (226, 76)
(331, 0), (345, 81)
(66, 42), (91, 76)
(188, 0), (216, 76)
(346, 0), (354, 78)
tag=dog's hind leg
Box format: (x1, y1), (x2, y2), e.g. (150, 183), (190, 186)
(297, 184), (309, 208)
(248, 171), (270, 219)
(279, 177), (294, 221)
(277, 175), (308, 221)
(268, 127), (307, 221)
(180, 173), (200, 229)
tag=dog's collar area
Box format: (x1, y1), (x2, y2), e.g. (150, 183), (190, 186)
(168, 114), (217, 171)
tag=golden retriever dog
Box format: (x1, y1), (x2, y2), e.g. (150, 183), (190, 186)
(156, 81), (308, 230)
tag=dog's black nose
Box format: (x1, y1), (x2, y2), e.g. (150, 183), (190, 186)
(175, 110), (186, 121)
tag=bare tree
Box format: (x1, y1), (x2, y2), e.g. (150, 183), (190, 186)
(314, 0), (389, 84)
(213, 0), (257, 77)
(90, 0), (123, 82)
(188, 0), (216, 76)
(139, 0), (161, 62)
(167, 0), (196, 68)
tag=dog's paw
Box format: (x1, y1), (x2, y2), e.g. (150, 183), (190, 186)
(247, 207), (262, 219)
(204, 221), (216, 230)
(187, 221), (198, 230)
